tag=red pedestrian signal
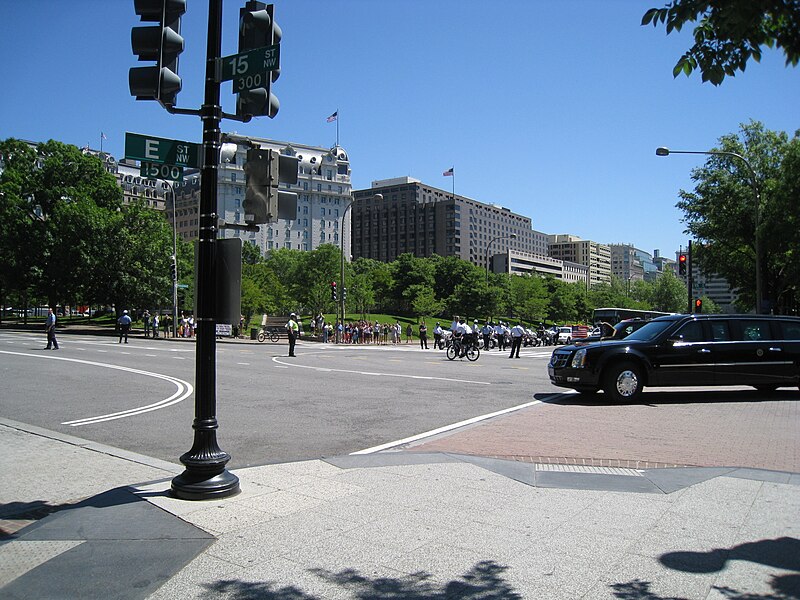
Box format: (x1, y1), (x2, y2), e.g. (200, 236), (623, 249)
(695, 298), (703, 313)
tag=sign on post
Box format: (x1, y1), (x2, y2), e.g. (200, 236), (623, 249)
(219, 44), (280, 92)
(125, 132), (202, 169)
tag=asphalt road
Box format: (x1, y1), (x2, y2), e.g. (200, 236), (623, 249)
(0, 331), (560, 469)
(2, 330), (798, 472)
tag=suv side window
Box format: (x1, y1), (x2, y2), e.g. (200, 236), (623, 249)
(779, 321), (800, 340)
(675, 321), (705, 343)
(710, 321), (731, 341)
(741, 320), (773, 341)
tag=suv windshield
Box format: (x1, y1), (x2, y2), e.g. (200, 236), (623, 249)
(622, 319), (676, 342)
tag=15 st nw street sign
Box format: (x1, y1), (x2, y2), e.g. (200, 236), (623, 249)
(125, 132), (202, 169)
(219, 44), (280, 92)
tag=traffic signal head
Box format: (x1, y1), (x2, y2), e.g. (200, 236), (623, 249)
(678, 253), (687, 276)
(243, 148), (276, 225)
(242, 148), (299, 225)
(237, 2), (282, 119)
(695, 298), (703, 313)
(129, 0), (186, 107)
(331, 281), (337, 302)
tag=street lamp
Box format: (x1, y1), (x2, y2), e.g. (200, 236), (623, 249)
(656, 147), (762, 314)
(485, 233), (517, 285)
(340, 192), (382, 338)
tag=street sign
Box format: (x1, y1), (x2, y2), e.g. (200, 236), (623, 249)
(125, 132), (202, 168)
(219, 44), (280, 92)
(177, 283), (189, 289)
(140, 162), (184, 181)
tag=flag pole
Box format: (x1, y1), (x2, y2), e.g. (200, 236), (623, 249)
(336, 109), (339, 147)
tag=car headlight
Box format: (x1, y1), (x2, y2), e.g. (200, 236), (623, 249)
(570, 348), (587, 368)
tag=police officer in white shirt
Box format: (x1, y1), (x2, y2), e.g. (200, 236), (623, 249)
(509, 321), (525, 358)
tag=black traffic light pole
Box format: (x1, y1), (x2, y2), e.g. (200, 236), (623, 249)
(171, 0), (239, 500)
(688, 240), (694, 314)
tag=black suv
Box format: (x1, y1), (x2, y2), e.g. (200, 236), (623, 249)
(548, 314), (800, 402)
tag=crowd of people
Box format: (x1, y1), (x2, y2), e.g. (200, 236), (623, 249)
(313, 317), (420, 346)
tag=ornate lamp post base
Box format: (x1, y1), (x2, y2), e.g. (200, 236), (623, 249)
(171, 427), (240, 500)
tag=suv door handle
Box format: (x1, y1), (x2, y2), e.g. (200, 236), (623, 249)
(698, 348), (711, 353)
(768, 347), (782, 352)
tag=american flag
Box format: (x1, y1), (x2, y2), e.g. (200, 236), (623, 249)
(326, 111), (338, 123)
(443, 167), (454, 176)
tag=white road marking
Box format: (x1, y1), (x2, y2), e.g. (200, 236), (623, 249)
(0, 350), (193, 426)
(351, 399), (545, 454)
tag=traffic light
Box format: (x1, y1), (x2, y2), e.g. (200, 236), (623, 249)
(129, 0), (186, 107)
(342, 287), (347, 300)
(237, 1), (282, 119)
(242, 148), (299, 225)
(331, 281), (337, 302)
(170, 261), (177, 281)
(695, 298), (703, 313)
(678, 253), (687, 276)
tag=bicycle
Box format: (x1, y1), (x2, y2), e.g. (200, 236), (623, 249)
(446, 333), (480, 361)
(257, 326), (280, 343)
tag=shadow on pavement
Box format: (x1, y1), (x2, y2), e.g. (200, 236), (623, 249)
(539, 389), (800, 407)
(202, 560), (522, 599)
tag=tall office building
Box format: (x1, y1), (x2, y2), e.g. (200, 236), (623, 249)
(170, 134), (352, 255)
(351, 177), (537, 269)
(548, 235), (612, 286)
(609, 244), (661, 283)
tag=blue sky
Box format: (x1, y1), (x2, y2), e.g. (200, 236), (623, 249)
(1, 1), (797, 257)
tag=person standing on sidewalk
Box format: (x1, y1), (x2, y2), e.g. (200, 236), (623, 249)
(118, 310), (132, 344)
(143, 310), (151, 338)
(509, 321), (525, 358)
(286, 313), (299, 357)
(44, 307), (59, 350)
(419, 321), (428, 349)
(152, 313), (159, 338)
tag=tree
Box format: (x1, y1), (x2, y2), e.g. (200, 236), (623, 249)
(0, 139), (125, 310)
(651, 269), (688, 312)
(509, 274), (549, 324)
(675, 121), (799, 313)
(643, 0), (800, 85)
(409, 285), (442, 319)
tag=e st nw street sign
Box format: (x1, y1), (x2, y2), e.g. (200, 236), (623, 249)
(125, 132), (202, 169)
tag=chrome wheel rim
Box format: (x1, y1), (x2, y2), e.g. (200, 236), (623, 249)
(615, 370), (639, 397)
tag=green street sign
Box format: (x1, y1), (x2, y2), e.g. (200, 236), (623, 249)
(220, 44), (280, 92)
(177, 283), (189, 289)
(125, 132), (202, 169)
(140, 162), (184, 181)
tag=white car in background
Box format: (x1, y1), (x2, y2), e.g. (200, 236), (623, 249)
(557, 327), (573, 345)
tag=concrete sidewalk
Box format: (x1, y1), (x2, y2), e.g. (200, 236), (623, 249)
(1, 418), (798, 599)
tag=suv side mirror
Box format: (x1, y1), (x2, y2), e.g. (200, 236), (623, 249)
(667, 334), (684, 345)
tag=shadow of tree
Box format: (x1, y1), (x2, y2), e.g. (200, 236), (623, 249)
(203, 560), (522, 599)
(610, 576), (800, 600)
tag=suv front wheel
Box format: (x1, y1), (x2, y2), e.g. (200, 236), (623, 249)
(603, 361), (643, 403)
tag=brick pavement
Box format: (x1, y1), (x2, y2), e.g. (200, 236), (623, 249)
(406, 388), (800, 472)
